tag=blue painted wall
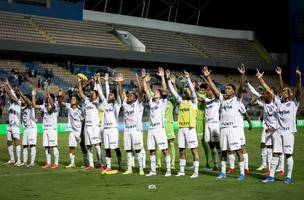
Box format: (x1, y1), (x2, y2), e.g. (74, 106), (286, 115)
(0, 0), (84, 20)
(289, 0), (304, 86)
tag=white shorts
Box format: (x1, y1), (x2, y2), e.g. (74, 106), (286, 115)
(238, 127), (246, 146)
(123, 129), (143, 151)
(69, 131), (81, 147)
(22, 126), (37, 146)
(273, 130), (295, 154)
(103, 128), (119, 149)
(220, 127), (241, 151)
(204, 123), (220, 142)
(7, 126), (20, 141)
(261, 128), (273, 146)
(43, 129), (58, 147)
(85, 125), (101, 146)
(178, 127), (198, 149)
(147, 128), (168, 150)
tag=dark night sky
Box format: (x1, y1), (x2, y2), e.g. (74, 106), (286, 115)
(84, 0), (289, 53)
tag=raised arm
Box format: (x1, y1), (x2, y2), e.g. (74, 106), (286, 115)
(142, 73), (151, 99)
(157, 67), (167, 95)
(202, 66), (220, 97)
(237, 63), (246, 97)
(94, 75), (107, 104)
(184, 70), (197, 104)
(275, 67), (284, 93)
(247, 82), (261, 98)
(295, 66), (302, 102)
(115, 73), (125, 102)
(78, 78), (86, 99)
(31, 90), (41, 109)
(2, 80), (19, 103)
(256, 69), (275, 98)
(166, 70), (182, 103)
(16, 88), (32, 106)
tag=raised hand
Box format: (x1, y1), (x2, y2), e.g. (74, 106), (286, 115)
(156, 67), (165, 77)
(32, 90), (36, 96)
(115, 73), (124, 82)
(170, 74), (176, 84)
(296, 66), (302, 78)
(202, 66), (211, 77)
(256, 69), (264, 79)
(104, 73), (109, 82)
(275, 67), (282, 75)
(238, 63), (246, 75)
(141, 68), (146, 78)
(165, 69), (171, 79)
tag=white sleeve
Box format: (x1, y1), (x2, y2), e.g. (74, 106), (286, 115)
(95, 83), (107, 105)
(219, 93), (224, 103)
(247, 82), (261, 97)
(256, 99), (263, 107)
(105, 81), (110, 100)
(187, 77), (197, 105)
(239, 103), (247, 114)
(168, 80), (182, 103)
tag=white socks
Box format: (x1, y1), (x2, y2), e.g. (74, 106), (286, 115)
(45, 148), (51, 165)
(165, 156), (171, 172)
(239, 161), (245, 175)
(141, 149), (146, 169)
(127, 152), (133, 171)
(8, 145), (14, 161)
(23, 147), (28, 164)
(16, 145), (21, 163)
(106, 157), (111, 168)
(88, 147), (94, 167)
(278, 154), (285, 172)
(30, 146), (36, 164)
(53, 147), (59, 165)
(179, 159), (186, 173)
(269, 156), (279, 177)
(95, 145), (102, 165)
(150, 155), (156, 172)
(243, 153), (249, 170)
(193, 161), (199, 174)
(266, 148), (273, 169)
(221, 161), (226, 174)
(228, 154), (235, 169)
(136, 152), (143, 171)
(70, 153), (75, 165)
(261, 148), (267, 167)
(287, 156), (294, 179)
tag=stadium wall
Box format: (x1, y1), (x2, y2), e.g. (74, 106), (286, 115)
(83, 10), (255, 41)
(0, 0), (83, 20)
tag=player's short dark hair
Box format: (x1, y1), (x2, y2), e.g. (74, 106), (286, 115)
(226, 83), (236, 91)
(200, 83), (208, 89)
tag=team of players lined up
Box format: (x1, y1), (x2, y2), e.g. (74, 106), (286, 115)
(1, 65), (301, 184)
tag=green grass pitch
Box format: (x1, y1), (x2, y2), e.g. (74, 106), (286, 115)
(0, 128), (303, 200)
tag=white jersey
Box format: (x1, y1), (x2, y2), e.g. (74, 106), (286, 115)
(219, 94), (242, 128)
(66, 103), (83, 132)
(40, 104), (58, 130)
(95, 82), (121, 129)
(205, 97), (220, 123)
(8, 98), (21, 127)
(22, 106), (36, 128)
(274, 96), (299, 133)
(84, 97), (102, 126)
(257, 99), (279, 130)
(122, 99), (143, 131)
(148, 97), (167, 129)
(237, 103), (246, 128)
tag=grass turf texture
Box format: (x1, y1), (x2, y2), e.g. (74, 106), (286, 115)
(0, 128), (303, 200)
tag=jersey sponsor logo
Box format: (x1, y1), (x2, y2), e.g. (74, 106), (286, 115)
(150, 106), (159, 111)
(279, 110), (290, 115)
(125, 110), (135, 116)
(179, 108), (190, 112)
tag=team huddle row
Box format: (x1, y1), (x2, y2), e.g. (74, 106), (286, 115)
(1, 65), (301, 183)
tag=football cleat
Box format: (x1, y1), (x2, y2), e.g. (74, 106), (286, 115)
(261, 176), (275, 183)
(216, 172), (226, 179)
